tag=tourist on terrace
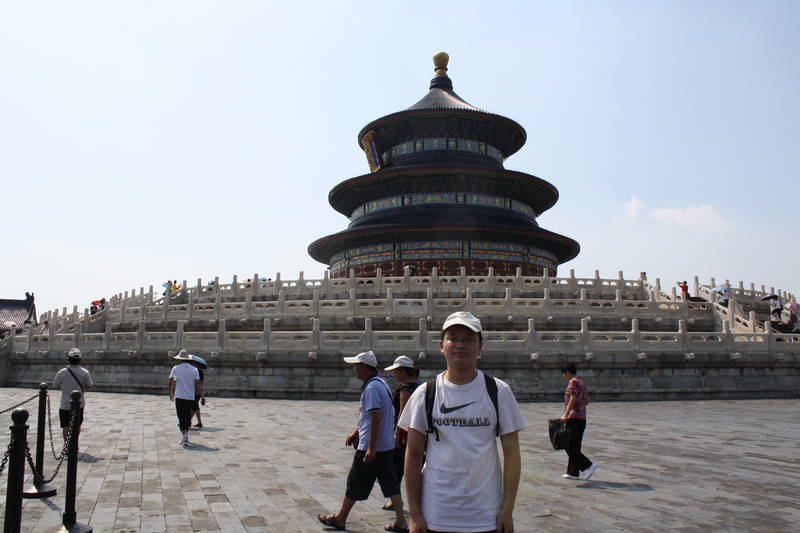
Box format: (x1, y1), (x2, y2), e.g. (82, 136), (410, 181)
(381, 355), (422, 512)
(53, 347), (93, 443)
(168, 350), (203, 446)
(677, 281), (690, 300)
(559, 363), (598, 481)
(770, 295), (784, 322)
(318, 350), (408, 533)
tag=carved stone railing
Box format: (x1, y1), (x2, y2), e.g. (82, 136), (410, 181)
(11, 317), (800, 357)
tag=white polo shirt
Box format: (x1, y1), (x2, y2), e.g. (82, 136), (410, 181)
(169, 363), (199, 400)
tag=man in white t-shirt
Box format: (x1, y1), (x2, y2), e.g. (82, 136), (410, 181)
(168, 350), (203, 446)
(53, 347), (93, 442)
(398, 311), (526, 533)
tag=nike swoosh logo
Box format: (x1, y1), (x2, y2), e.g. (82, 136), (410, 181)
(440, 401), (476, 414)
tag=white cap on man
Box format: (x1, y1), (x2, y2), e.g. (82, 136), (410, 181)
(442, 311), (482, 334)
(343, 350), (378, 368)
(384, 355), (415, 371)
(67, 347), (82, 359)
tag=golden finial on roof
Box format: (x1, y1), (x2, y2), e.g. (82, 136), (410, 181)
(433, 52), (449, 77)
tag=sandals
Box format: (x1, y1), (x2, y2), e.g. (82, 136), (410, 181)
(317, 514), (346, 531)
(381, 502), (395, 511)
(384, 525), (409, 533)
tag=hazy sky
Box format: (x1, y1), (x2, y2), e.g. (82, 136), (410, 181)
(2, 1), (798, 317)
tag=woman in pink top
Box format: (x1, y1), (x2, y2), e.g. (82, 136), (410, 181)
(559, 363), (598, 480)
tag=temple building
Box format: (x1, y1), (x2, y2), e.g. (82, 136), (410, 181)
(308, 52), (579, 278)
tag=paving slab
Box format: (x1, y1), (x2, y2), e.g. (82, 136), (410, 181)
(0, 388), (797, 532)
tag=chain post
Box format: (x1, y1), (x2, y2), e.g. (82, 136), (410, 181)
(3, 409), (29, 533)
(45, 390), (92, 533)
(23, 383), (57, 499)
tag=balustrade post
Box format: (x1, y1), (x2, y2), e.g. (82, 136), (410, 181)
(187, 294), (194, 320)
(104, 323), (111, 350)
(749, 311), (757, 333)
(426, 288), (433, 318)
(322, 270), (330, 296)
(431, 266), (439, 291)
(631, 319), (641, 351)
(252, 273), (259, 297)
(232, 275), (238, 299)
(263, 319), (271, 352)
(244, 293), (251, 318)
(465, 288), (473, 314)
(693, 276), (700, 299)
(217, 319), (226, 351)
(375, 267), (383, 289)
(527, 318), (536, 354)
(23, 383), (57, 499)
(580, 317), (590, 351)
(312, 289), (320, 318)
(176, 321), (185, 351)
(364, 317), (373, 351)
(4, 409), (29, 533)
(348, 289), (356, 318)
(459, 266), (466, 288)
(137, 320), (145, 350)
(678, 319), (687, 352)
(487, 266), (494, 287)
(505, 288), (514, 315)
(579, 289), (588, 314)
(311, 318), (320, 354)
(417, 318), (428, 356)
(298, 271), (305, 295)
(278, 290), (286, 316)
(73, 321), (82, 350)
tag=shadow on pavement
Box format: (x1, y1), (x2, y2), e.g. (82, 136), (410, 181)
(184, 443), (220, 452)
(577, 481), (654, 491)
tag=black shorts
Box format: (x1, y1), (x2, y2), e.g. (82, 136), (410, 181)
(59, 408), (84, 428)
(345, 449), (399, 501)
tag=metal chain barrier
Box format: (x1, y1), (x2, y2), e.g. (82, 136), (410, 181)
(46, 392), (63, 461)
(26, 403), (78, 484)
(0, 436), (12, 478)
(0, 393), (38, 415)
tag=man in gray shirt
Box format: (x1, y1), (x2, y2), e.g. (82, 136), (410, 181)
(53, 347), (93, 442)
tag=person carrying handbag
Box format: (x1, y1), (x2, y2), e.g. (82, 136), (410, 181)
(53, 347), (93, 443)
(559, 363), (598, 481)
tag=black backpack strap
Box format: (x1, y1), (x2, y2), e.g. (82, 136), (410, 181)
(424, 377), (439, 442)
(484, 373), (499, 436)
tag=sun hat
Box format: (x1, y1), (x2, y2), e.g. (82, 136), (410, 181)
(173, 349), (193, 361)
(384, 355), (415, 371)
(442, 311), (482, 334)
(343, 350), (378, 368)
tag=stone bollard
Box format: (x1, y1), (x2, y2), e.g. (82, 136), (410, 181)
(3, 409), (29, 533)
(22, 383), (57, 499)
(47, 390), (92, 533)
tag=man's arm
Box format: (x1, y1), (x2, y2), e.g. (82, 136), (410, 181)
(561, 395), (575, 420)
(195, 379), (203, 400)
(497, 431), (521, 533)
(404, 428), (427, 533)
(364, 410), (380, 463)
(168, 378), (176, 401)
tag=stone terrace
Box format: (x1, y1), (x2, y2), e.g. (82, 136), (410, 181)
(0, 388), (797, 532)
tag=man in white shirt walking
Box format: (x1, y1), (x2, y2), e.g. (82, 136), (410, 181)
(53, 347), (93, 442)
(168, 350), (203, 446)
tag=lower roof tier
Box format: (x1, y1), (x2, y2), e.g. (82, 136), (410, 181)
(328, 167), (559, 217)
(308, 223), (580, 276)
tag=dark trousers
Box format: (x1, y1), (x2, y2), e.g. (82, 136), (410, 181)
(393, 444), (406, 485)
(175, 398), (194, 432)
(565, 418), (592, 476)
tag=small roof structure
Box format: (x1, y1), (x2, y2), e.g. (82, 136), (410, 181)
(0, 292), (37, 337)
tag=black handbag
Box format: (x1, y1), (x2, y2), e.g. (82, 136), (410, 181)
(548, 419), (570, 450)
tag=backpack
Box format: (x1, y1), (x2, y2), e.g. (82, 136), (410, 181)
(424, 373), (499, 444)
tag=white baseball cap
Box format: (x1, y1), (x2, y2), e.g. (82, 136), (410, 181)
(343, 350), (378, 368)
(67, 347), (82, 359)
(384, 355), (415, 371)
(442, 311), (482, 334)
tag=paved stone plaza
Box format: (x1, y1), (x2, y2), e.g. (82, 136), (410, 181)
(0, 387), (798, 532)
